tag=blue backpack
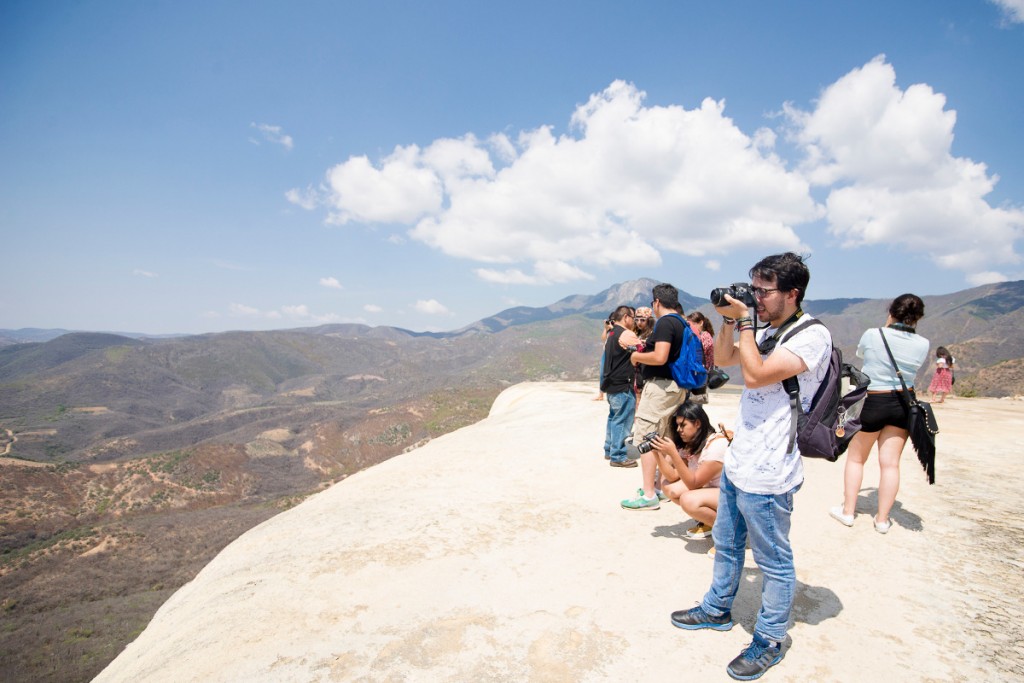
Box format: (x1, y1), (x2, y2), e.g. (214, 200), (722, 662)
(658, 313), (708, 391)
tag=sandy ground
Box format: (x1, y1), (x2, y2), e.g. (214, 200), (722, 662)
(95, 382), (1024, 682)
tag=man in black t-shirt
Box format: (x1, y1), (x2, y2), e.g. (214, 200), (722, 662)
(602, 306), (638, 467)
(620, 283), (689, 510)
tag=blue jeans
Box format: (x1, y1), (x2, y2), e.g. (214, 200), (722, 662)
(604, 390), (636, 462)
(701, 471), (801, 643)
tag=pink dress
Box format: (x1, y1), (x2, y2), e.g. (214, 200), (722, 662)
(928, 359), (953, 393)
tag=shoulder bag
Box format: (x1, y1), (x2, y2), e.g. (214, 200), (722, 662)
(878, 328), (938, 484)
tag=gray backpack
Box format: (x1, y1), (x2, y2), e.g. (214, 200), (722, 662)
(779, 319), (870, 461)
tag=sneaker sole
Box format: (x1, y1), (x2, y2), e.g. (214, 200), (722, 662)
(671, 616), (734, 631)
(685, 531), (712, 539)
(621, 503), (660, 510)
(726, 653), (783, 680)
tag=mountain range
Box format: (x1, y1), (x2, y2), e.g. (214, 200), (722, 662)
(3, 278), (1024, 463)
(1, 277), (1022, 681)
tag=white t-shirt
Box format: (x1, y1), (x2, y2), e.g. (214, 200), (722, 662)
(725, 317), (832, 495)
(684, 433), (728, 489)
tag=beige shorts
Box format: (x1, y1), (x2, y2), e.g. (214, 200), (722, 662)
(631, 377), (688, 440)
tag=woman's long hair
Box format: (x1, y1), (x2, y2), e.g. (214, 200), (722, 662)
(936, 346), (953, 367)
(670, 401), (714, 455)
(687, 311), (714, 337)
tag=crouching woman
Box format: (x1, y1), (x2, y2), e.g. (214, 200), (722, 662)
(650, 401), (727, 542)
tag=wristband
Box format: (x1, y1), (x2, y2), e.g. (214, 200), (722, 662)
(735, 316), (753, 326)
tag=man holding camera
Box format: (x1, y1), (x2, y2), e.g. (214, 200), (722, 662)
(670, 253), (831, 681)
(602, 306), (638, 467)
(619, 283), (690, 510)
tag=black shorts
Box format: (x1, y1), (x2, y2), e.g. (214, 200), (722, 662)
(859, 391), (912, 433)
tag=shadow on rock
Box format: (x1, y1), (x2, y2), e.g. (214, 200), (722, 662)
(651, 522), (717, 555)
(857, 489), (924, 532)
(729, 569), (843, 635)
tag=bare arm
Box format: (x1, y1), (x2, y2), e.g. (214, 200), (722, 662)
(684, 460), (723, 490)
(653, 437), (723, 490)
(714, 295), (807, 389)
(651, 439), (681, 481)
(631, 340), (670, 367)
(714, 320), (739, 367)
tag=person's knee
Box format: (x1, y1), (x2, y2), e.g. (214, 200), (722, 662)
(680, 494), (698, 515)
(879, 458), (901, 473)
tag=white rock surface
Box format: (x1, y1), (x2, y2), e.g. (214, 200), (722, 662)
(95, 382), (1023, 682)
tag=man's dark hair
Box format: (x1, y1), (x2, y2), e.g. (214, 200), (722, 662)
(749, 252), (811, 306)
(888, 293), (925, 326)
(652, 283), (682, 313)
(610, 305), (634, 323)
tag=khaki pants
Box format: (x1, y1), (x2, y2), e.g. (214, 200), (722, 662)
(631, 377), (688, 441)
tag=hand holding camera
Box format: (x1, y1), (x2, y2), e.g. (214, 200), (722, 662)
(710, 282), (756, 318)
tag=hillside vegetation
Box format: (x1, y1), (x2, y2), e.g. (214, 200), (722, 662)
(1, 278), (1022, 681)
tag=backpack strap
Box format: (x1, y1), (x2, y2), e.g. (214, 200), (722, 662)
(777, 318), (825, 453)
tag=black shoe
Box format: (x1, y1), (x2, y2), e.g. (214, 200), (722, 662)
(726, 633), (784, 680)
(609, 459), (638, 468)
(670, 605), (733, 631)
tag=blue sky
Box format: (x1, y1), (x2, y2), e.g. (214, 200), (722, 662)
(2, 1), (1023, 335)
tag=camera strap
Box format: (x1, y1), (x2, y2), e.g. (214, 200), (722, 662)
(756, 309), (804, 355)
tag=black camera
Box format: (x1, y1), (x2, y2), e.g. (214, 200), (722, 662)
(710, 282), (757, 308)
(635, 431), (660, 455)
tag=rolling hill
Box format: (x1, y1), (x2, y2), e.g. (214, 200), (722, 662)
(1, 278), (1022, 681)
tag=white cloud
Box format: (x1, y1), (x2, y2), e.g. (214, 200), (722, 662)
(133, 269), (158, 278)
(282, 304), (310, 318)
(324, 145), (444, 225)
(364, 304), (382, 313)
(991, 0), (1024, 24)
(705, 260), (721, 272)
(967, 271), (1009, 286)
(788, 55), (1024, 279)
(475, 268), (538, 285)
(475, 260), (595, 285)
(286, 186), (320, 210)
(251, 122), (294, 151)
(313, 81), (817, 284)
(319, 276), (343, 290)
(229, 303), (263, 317)
(306, 68), (1021, 287)
(414, 299), (451, 315)
(227, 303), (340, 324)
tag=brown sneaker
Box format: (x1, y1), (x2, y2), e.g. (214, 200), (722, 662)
(609, 459), (638, 468)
